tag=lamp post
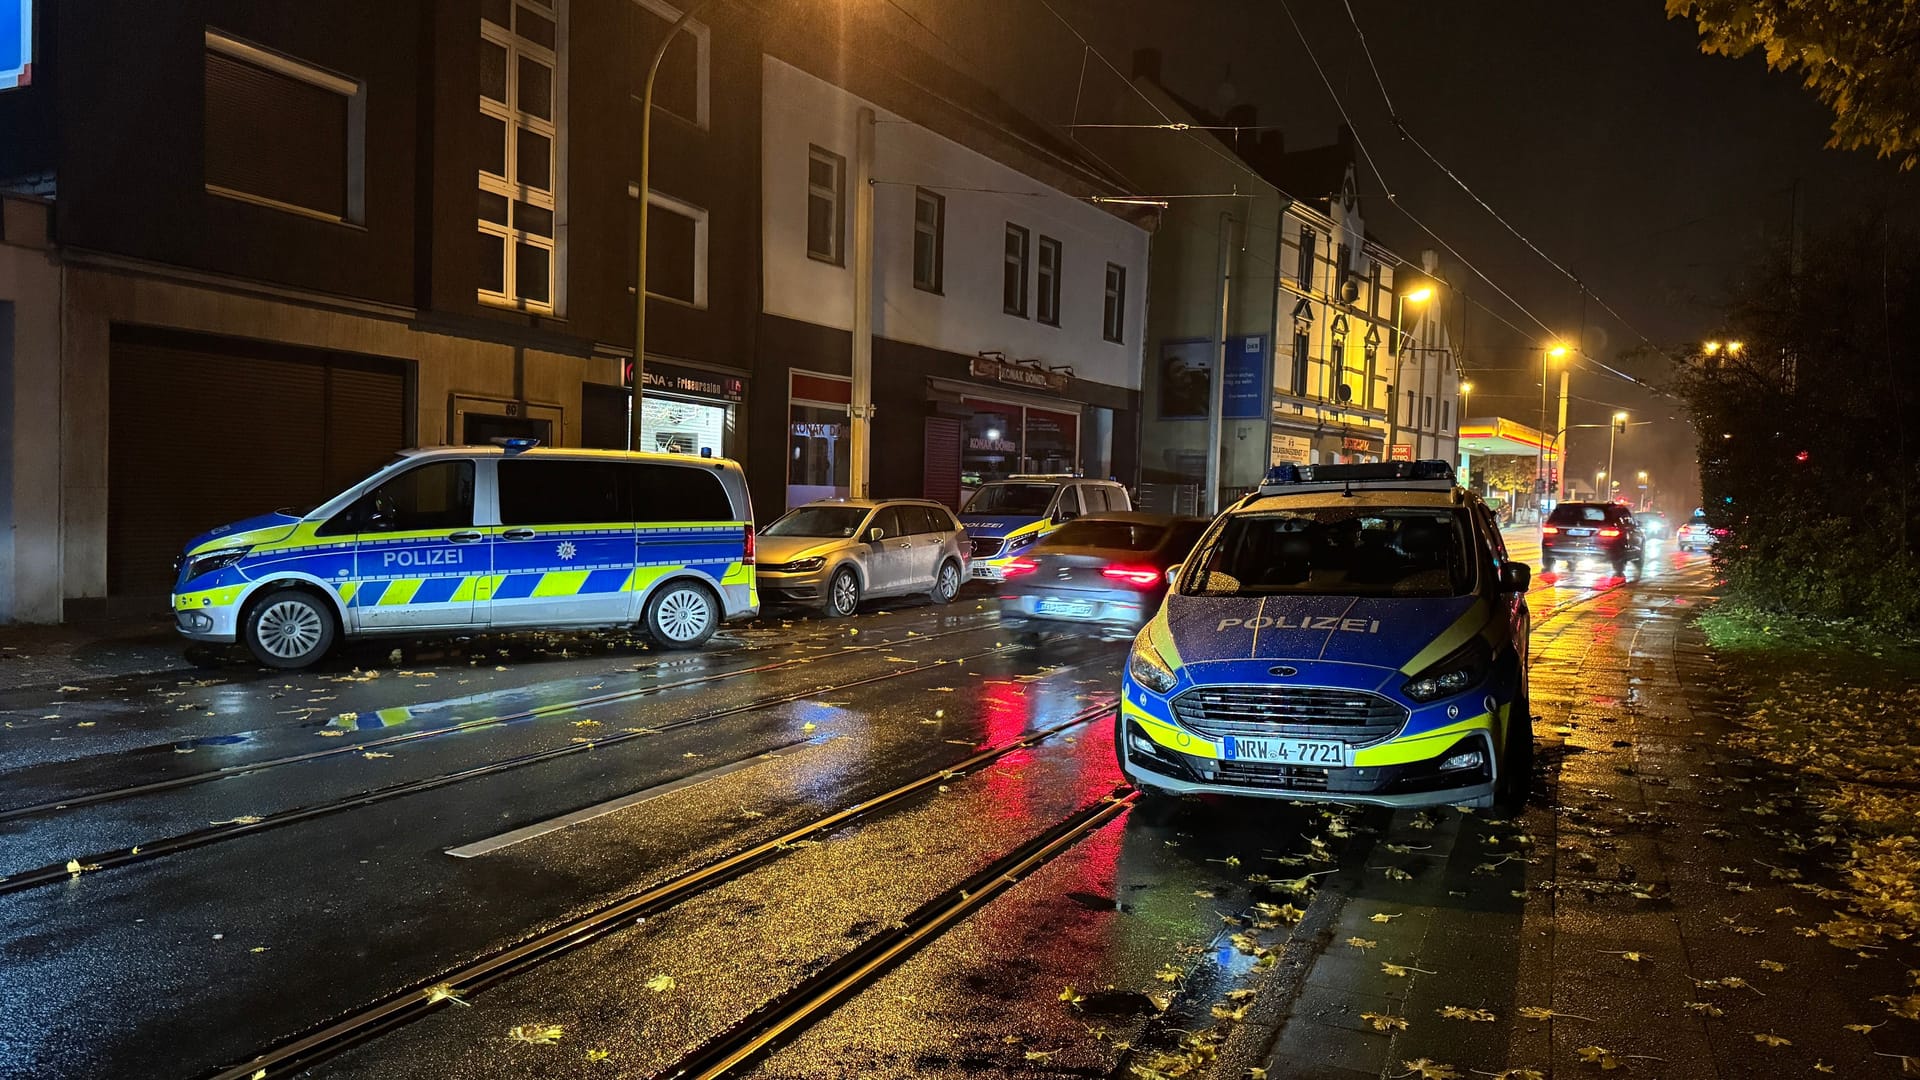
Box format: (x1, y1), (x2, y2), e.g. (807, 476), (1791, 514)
(1386, 286), (1434, 461)
(630, 0), (716, 452)
(1594, 469), (1606, 499)
(1536, 344), (1568, 516)
(1637, 469), (1650, 510)
(1606, 411), (1628, 501)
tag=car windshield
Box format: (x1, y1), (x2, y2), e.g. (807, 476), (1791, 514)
(1547, 504), (1610, 524)
(964, 483), (1055, 515)
(1040, 520), (1165, 551)
(763, 506), (869, 538)
(1183, 506), (1473, 598)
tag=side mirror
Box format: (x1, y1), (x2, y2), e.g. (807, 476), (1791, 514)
(1165, 564), (1183, 585)
(867, 527), (885, 543)
(1499, 562), (1531, 593)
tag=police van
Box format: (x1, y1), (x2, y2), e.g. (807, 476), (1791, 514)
(1118, 460), (1534, 809)
(960, 474), (1131, 582)
(170, 443), (757, 669)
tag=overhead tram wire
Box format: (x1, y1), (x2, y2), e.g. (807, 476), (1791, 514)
(1338, 0), (1656, 350)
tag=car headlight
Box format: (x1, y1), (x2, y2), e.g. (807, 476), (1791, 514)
(1402, 636), (1492, 703)
(1127, 628), (1179, 695)
(186, 547), (251, 580)
(1005, 531), (1038, 553)
(785, 556), (826, 573)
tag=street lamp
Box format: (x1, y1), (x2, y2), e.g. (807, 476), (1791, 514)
(1594, 469), (1606, 498)
(631, 0), (718, 451)
(1536, 344), (1569, 515)
(1606, 411), (1629, 500)
(1637, 469), (1650, 510)
(1387, 285), (1436, 461)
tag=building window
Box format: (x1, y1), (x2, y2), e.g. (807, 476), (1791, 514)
(1335, 242), (1351, 294)
(479, 0), (564, 312)
(634, 187), (707, 308)
(1405, 390), (1415, 426)
(1368, 263), (1381, 319)
(1441, 400), (1452, 432)
(634, 0), (709, 128)
(1037, 236), (1062, 326)
(1102, 262), (1125, 343)
(1003, 224), (1030, 317)
(806, 145), (845, 265)
(1297, 226), (1316, 291)
(1422, 395), (1433, 429)
(1291, 331), (1310, 396)
(204, 30), (365, 224)
(913, 188), (944, 293)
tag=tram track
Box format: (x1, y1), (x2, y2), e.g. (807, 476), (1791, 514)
(0, 616), (999, 825)
(0, 631), (1071, 896)
(201, 701), (1125, 1080)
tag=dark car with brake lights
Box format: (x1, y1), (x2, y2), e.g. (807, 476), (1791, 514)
(1541, 501), (1644, 574)
(997, 513), (1208, 643)
(1117, 460), (1534, 810)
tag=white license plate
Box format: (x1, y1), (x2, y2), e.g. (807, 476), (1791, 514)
(1222, 735), (1348, 766)
(1036, 597), (1096, 618)
(971, 566), (1000, 580)
(1567, 528), (1593, 536)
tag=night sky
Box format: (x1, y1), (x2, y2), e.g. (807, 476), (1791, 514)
(888, 0), (1920, 509)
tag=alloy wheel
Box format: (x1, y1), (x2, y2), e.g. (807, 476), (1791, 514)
(655, 587), (713, 642)
(257, 599), (324, 660)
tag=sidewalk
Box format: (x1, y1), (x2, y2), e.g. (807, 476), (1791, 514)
(0, 617), (189, 692)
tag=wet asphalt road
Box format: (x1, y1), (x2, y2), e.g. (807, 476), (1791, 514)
(9, 542), (1901, 1080)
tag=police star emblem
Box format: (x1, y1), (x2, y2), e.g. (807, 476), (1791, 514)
(556, 541), (578, 561)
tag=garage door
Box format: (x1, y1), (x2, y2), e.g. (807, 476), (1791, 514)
(109, 329), (409, 601)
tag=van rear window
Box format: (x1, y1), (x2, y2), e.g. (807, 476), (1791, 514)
(499, 460), (736, 525)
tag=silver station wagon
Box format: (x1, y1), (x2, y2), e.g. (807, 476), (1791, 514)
(755, 499), (971, 616)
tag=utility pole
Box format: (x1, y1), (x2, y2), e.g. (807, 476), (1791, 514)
(1204, 212), (1236, 514)
(849, 107), (876, 497)
(630, 0), (714, 452)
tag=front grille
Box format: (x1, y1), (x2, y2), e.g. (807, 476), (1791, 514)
(971, 537), (1005, 559)
(1210, 760), (1331, 790)
(1171, 685), (1407, 745)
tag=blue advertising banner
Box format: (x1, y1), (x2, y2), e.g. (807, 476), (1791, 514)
(1159, 336), (1267, 420)
(0, 0), (30, 91)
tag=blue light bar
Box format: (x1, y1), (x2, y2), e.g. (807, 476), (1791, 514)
(1261, 459), (1456, 487)
(491, 437), (542, 453)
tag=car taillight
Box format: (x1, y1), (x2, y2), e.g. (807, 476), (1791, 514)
(1101, 564), (1162, 587)
(1711, 528), (1728, 536)
(1598, 528), (1621, 538)
(1004, 559), (1038, 578)
(743, 525), (755, 565)
(1541, 525), (1559, 535)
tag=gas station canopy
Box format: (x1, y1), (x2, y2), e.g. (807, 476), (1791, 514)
(1457, 416), (1554, 458)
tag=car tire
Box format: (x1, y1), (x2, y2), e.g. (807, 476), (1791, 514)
(930, 560), (962, 605)
(823, 567), (861, 618)
(1495, 691), (1534, 812)
(242, 589), (336, 670)
(1016, 629), (1045, 648)
(645, 580), (719, 649)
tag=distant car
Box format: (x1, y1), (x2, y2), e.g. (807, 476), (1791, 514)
(958, 475), (1132, 582)
(1541, 501), (1644, 574)
(755, 499), (969, 616)
(1676, 509), (1722, 553)
(998, 513), (1210, 642)
(1634, 510), (1669, 538)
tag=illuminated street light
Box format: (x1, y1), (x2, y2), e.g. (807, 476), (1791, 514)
(1405, 286), (1434, 304)
(1727, 340), (1744, 355)
(1703, 341), (1722, 355)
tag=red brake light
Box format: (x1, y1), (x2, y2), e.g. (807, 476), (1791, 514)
(1004, 558), (1038, 578)
(1101, 564), (1162, 587)
(1598, 527), (1621, 538)
(744, 525), (755, 565)
(1541, 525), (1559, 535)
(1711, 528), (1729, 536)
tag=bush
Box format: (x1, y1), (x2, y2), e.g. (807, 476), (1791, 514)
(1714, 509), (1920, 632)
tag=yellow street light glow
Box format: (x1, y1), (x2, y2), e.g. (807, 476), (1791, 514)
(1703, 341), (1722, 355)
(1637, 470), (1649, 480)
(1405, 287), (1434, 303)
(1612, 411), (1629, 422)
(1459, 381), (1474, 394)
(1547, 345), (1569, 359)
(1727, 340), (1744, 355)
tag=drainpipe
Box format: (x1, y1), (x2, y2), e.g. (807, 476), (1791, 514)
(1204, 212), (1235, 514)
(850, 106), (876, 498)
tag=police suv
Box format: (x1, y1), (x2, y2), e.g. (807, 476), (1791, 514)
(171, 443), (757, 669)
(1117, 460), (1534, 809)
(960, 475), (1131, 582)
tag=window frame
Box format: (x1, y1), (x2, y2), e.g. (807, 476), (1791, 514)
(637, 186), (709, 309)
(203, 29), (367, 226)
(634, 0), (710, 130)
(1003, 223), (1030, 318)
(806, 145), (846, 266)
(1297, 226), (1316, 291)
(478, 0), (566, 314)
(1290, 330), (1310, 397)
(1102, 262), (1126, 344)
(1036, 235), (1062, 327)
(912, 187), (945, 294)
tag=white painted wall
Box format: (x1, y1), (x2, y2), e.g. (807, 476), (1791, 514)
(761, 56), (1148, 391)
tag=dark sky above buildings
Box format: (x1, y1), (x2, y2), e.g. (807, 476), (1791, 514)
(885, 0), (1920, 504)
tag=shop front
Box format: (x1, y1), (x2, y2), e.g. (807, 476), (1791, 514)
(623, 358), (745, 459)
(787, 369), (852, 509)
(927, 356), (1108, 509)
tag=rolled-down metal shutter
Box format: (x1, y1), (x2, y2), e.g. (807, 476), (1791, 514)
(108, 332), (407, 602)
(922, 417), (962, 510)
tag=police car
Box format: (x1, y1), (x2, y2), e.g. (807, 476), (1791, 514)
(1117, 460), (1534, 809)
(170, 442), (757, 669)
(960, 475), (1131, 582)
